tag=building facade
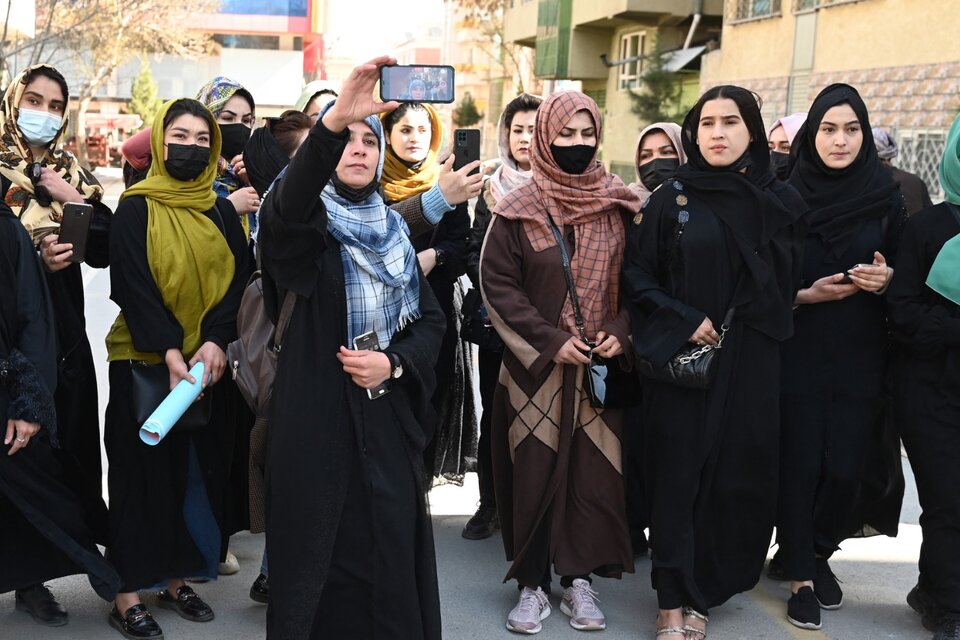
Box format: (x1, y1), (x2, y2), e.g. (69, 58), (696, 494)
(503, 0), (723, 180)
(701, 0), (960, 200)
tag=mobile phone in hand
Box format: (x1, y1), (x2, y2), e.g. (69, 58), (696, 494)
(58, 202), (94, 263)
(352, 330), (392, 400)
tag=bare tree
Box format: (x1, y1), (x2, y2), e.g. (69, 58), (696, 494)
(3, 0), (215, 166)
(453, 0), (535, 96)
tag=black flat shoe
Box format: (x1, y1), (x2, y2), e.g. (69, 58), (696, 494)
(15, 584), (68, 627)
(108, 604), (163, 640)
(156, 586), (215, 622)
(462, 503), (499, 540)
(249, 573), (270, 604)
(908, 581), (941, 631)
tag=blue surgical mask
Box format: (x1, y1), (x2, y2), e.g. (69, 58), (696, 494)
(17, 108), (63, 147)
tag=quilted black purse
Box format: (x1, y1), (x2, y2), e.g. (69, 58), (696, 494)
(634, 308), (734, 390)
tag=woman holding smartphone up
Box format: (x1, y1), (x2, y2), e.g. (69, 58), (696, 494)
(0, 64), (113, 624)
(776, 83), (906, 632)
(379, 101), (481, 483)
(258, 57), (446, 640)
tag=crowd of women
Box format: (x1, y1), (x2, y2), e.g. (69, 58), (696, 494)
(1, 55), (958, 640)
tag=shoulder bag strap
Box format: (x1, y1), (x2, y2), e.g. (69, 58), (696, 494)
(274, 290), (297, 350)
(545, 214), (590, 343)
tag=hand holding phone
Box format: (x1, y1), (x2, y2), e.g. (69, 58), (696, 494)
(57, 202), (93, 263)
(344, 332), (392, 399)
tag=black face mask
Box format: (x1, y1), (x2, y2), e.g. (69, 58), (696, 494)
(219, 122), (251, 161)
(550, 143), (596, 174)
(638, 158), (680, 192)
(770, 150), (791, 180)
(331, 174), (379, 203)
(165, 144), (211, 182)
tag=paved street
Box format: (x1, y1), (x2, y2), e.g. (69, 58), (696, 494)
(0, 169), (931, 640)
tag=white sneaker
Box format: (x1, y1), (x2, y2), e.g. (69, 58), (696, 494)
(218, 551), (240, 576)
(506, 586), (551, 634)
(561, 579), (605, 631)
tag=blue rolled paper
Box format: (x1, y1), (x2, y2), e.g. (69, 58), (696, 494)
(139, 362), (206, 446)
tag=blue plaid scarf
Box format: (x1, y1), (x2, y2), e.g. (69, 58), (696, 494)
(324, 184), (421, 348)
(319, 107), (421, 347)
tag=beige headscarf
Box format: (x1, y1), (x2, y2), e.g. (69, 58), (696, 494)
(629, 122), (685, 203)
(0, 64), (104, 244)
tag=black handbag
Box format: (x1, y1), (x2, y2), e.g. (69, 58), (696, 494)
(130, 361), (212, 433)
(546, 216), (637, 410)
(634, 308), (734, 390)
(460, 287), (504, 352)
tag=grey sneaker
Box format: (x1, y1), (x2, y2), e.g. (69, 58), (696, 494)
(561, 579), (606, 631)
(507, 587), (551, 634)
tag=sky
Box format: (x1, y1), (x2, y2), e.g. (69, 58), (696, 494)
(326, 0), (445, 62)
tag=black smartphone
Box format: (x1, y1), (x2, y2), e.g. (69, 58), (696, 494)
(380, 65), (455, 104)
(352, 330), (392, 400)
(58, 202), (93, 263)
(452, 129), (481, 176)
(838, 265), (860, 284)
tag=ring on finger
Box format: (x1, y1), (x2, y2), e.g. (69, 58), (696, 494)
(15, 437), (26, 443)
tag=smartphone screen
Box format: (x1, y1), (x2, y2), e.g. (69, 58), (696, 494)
(352, 331), (392, 399)
(58, 202), (93, 263)
(380, 65), (455, 104)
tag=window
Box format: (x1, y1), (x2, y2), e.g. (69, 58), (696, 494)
(213, 34), (282, 50)
(617, 32), (645, 91)
(794, 0), (866, 11)
(734, 0), (782, 21)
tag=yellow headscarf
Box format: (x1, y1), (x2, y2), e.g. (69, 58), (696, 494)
(0, 64), (104, 244)
(106, 99), (235, 364)
(379, 103), (443, 203)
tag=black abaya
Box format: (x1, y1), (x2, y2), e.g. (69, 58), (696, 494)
(887, 203), (960, 615)
(0, 209), (119, 600)
(104, 195), (248, 591)
(259, 120), (446, 640)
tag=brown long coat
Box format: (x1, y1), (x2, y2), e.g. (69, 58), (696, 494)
(480, 213), (634, 583)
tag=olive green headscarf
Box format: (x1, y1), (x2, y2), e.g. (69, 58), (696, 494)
(106, 99), (235, 363)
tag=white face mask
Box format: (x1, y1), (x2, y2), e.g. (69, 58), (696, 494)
(17, 107), (63, 147)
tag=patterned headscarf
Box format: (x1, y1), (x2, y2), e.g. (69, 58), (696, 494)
(494, 91), (642, 336)
(0, 64), (104, 244)
(195, 76), (253, 118)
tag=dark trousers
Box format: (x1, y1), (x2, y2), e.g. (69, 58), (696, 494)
(477, 347), (502, 506)
(897, 370), (960, 615)
(777, 396), (879, 581)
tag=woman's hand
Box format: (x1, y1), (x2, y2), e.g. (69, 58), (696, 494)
(337, 346), (392, 389)
(592, 331), (623, 358)
(5, 419), (40, 456)
(38, 167), (83, 204)
(553, 336), (592, 365)
(795, 273), (860, 305)
(847, 251), (893, 294)
(164, 349), (196, 391)
(230, 154), (250, 186)
(39, 234), (73, 271)
(227, 186), (260, 215)
(321, 56), (400, 133)
(417, 249), (437, 277)
(689, 317), (720, 346)
(189, 341), (227, 387)
(438, 154), (483, 206)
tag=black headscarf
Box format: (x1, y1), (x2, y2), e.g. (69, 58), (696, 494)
(673, 85), (808, 340)
(243, 123), (290, 197)
(788, 83), (897, 262)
